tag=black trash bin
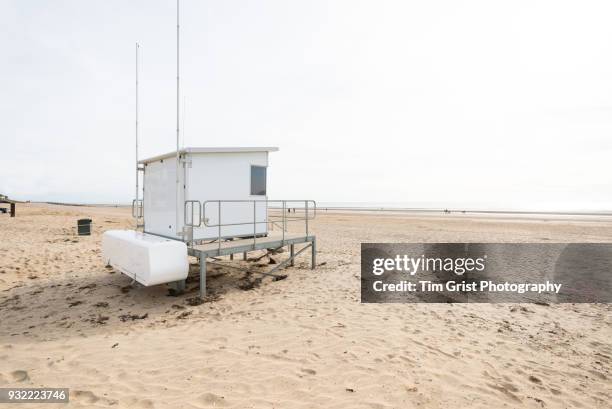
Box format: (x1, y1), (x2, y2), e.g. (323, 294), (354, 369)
(77, 218), (92, 236)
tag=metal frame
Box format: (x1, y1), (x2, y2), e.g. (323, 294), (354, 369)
(182, 199), (316, 244)
(189, 235), (316, 300)
(133, 198), (317, 298)
(183, 199), (317, 299)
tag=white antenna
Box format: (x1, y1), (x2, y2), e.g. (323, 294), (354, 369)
(175, 0), (181, 235)
(135, 42), (140, 226)
(182, 96), (186, 149)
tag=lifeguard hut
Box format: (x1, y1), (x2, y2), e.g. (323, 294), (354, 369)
(102, 3), (316, 299)
(103, 145), (316, 298)
(139, 146), (278, 241)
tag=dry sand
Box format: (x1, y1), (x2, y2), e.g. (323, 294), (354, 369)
(0, 203), (611, 408)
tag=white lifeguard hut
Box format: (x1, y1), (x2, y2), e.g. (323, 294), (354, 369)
(139, 146), (277, 241)
(103, 145), (316, 298)
(102, 2), (316, 299)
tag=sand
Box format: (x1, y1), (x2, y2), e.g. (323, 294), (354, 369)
(0, 203), (611, 408)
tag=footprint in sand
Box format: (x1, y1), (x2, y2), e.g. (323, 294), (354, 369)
(193, 393), (228, 407)
(133, 399), (155, 408)
(72, 390), (99, 404)
(528, 375), (542, 384)
(11, 370), (29, 382)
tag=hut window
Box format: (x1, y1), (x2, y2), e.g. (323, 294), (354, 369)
(250, 166), (267, 196)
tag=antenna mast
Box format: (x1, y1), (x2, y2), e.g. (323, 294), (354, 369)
(135, 42), (140, 226)
(175, 0), (181, 235)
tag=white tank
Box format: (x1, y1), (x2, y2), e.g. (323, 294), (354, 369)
(102, 230), (188, 286)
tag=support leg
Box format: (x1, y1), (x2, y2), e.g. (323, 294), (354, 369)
(243, 252), (247, 261)
(290, 244), (295, 266)
(311, 238), (316, 269)
(171, 279), (186, 294)
(230, 254), (234, 261)
(200, 256), (207, 299)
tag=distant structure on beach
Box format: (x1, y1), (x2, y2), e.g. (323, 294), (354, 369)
(0, 194), (16, 217)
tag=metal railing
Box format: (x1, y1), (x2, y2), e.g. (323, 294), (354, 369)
(184, 200), (202, 227)
(132, 199), (143, 218)
(184, 199), (316, 250)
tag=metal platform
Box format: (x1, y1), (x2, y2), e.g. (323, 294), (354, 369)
(171, 200), (317, 299)
(187, 232), (316, 299)
(189, 232), (314, 257)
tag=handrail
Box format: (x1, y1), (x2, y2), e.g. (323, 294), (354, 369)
(180, 199), (316, 249)
(177, 199), (315, 246)
(132, 199), (143, 218)
(201, 200), (316, 228)
(184, 200), (202, 227)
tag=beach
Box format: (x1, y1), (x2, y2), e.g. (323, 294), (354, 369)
(0, 203), (611, 408)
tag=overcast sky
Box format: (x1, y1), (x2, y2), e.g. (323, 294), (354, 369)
(1, 0), (611, 211)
